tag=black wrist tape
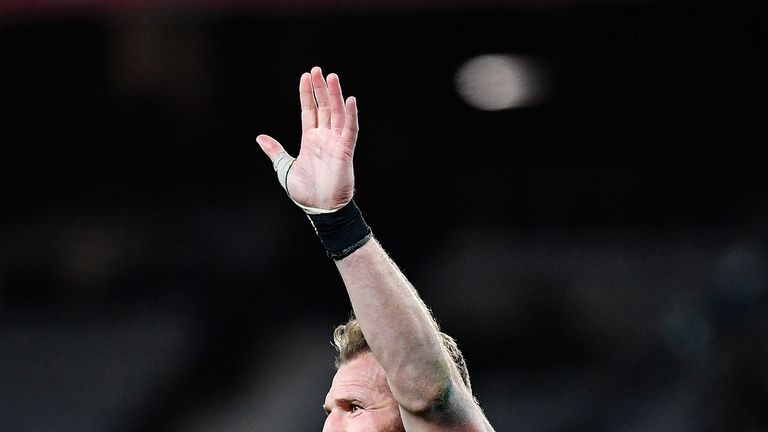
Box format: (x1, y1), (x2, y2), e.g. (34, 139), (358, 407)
(308, 199), (373, 260)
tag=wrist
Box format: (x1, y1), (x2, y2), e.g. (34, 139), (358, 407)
(307, 199), (373, 260)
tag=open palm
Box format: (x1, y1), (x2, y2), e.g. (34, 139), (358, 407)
(257, 67), (359, 212)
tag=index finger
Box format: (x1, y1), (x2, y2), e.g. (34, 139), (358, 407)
(299, 72), (317, 131)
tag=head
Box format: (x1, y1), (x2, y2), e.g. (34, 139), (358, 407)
(322, 317), (472, 432)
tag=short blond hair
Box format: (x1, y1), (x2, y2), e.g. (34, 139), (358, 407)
(331, 316), (473, 394)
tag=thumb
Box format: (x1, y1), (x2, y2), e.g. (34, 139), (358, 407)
(257, 133), (295, 194)
(256, 134), (288, 162)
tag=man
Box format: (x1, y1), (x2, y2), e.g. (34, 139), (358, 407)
(256, 67), (496, 431)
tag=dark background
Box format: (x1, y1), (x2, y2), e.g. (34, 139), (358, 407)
(1, 1), (767, 431)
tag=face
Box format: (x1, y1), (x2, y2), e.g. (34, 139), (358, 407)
(322, 351), (404, 432)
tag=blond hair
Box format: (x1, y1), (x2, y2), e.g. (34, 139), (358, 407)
(331, 316), (473, 394)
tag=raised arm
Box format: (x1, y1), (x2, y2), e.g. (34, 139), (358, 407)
(256, 67), (493, 431)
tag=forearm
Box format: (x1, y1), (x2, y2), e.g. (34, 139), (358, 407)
(335, 237), (455, 414)
(259, 67), (494, 431)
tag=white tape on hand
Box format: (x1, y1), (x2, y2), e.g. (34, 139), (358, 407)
(272, 151), (336, 215)
(272, 151), (295, 192)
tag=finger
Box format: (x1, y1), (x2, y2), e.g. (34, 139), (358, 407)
(327, 73), (345, 134)
(257, 134), (295, 192)
(299, 72), (317, 132)
(340, 96), (359, 151)
(256, 134), (287, 162)
(311, 66), (332, 129)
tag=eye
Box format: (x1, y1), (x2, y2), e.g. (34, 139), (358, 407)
(350, 404), (362, 413)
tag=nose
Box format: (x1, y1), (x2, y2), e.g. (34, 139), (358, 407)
(322, 410), (343, 432)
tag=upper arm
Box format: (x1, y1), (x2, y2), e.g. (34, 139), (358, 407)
(397, 373), (495, 432)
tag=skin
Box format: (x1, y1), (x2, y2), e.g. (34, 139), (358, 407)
(322, 352), (405, 432)
(257, 67), (495, 431)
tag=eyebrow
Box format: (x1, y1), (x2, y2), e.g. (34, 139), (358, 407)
(323, 397), (361, 413)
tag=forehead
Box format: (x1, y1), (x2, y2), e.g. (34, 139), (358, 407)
(326, 352), (391, 401)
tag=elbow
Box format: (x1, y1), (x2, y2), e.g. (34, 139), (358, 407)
(389, 361), (455, 416)
(400, 378), (455, 418)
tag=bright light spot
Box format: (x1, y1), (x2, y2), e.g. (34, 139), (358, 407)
(455, 54), (547, 111)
